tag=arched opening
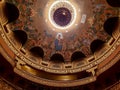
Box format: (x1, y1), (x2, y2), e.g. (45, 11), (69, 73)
(104, 17), (119, 36)
(90, 39), (105, 53)
(50, 53), (64, 63)
(71, 51), (86, 62)
(106, 0), (120, 7)
(4, 2), (19, 23)
(13, 30), (28, 46)
(30, 46), (44, 58)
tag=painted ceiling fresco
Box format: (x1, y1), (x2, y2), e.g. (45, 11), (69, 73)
(6, 0), (119, 61)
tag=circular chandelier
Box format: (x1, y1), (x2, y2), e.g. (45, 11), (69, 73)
(47, 0), (77, 31)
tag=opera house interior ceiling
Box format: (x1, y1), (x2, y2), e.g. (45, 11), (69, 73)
(0, 0), (120, 90)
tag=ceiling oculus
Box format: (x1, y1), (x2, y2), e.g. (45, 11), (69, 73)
(48, 0), (77, 30)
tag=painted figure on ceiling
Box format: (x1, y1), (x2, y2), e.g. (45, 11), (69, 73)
(54, 33), (63, 51)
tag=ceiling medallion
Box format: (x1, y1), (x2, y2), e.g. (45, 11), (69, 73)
(45, 0), (78, 32)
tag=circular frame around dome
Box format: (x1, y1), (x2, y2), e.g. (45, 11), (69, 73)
(48, 0), (77, 30)
(44, 0), (80, 32)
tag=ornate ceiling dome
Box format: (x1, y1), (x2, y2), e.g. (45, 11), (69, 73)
(0, 0), (120, 88)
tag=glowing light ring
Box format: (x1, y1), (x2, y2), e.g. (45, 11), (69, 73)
(48, 0), (77, 30)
